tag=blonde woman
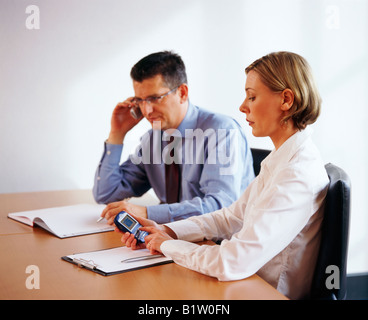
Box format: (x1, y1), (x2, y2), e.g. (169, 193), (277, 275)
(120, 51), (329, 300)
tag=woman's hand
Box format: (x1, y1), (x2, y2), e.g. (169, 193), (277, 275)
(119, 213), (177, 253)
(142, 226), (175, 254)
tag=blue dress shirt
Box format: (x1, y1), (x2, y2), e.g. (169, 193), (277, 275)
(93, 102), (255, 223)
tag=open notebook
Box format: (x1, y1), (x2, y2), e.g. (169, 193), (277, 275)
(62, 246), (173, 276)
(8, 203), (113, 238)
(7, 192), (160, 238)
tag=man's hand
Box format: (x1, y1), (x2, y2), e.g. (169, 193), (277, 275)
(108, 98), (143, 144)
(100, 200), (148, 225)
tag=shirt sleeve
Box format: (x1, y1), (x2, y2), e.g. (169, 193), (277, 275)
(160, 166), (328, 281)
(92, 141), (151, 204)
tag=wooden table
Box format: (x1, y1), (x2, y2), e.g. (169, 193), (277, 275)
(0, 190), (287, 300)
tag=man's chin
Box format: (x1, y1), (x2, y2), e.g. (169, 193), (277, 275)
(150, 120), (165, 130)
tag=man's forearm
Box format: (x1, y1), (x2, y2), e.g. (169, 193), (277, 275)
(107, 131), (126, 145)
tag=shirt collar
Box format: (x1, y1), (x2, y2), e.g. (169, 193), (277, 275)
(162, 101), (198, 139)
(262, 127), (313, 174)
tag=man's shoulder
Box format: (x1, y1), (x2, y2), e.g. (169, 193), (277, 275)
(194, 105), (241, 130)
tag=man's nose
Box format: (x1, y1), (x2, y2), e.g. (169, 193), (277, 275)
(141, 101), (153, 115)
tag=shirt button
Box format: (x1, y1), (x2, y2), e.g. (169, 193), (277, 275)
(107, 150), (111, 155)
(97, 176), (101, 180)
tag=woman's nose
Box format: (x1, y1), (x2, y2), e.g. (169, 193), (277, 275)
(239, 99), (249, 114)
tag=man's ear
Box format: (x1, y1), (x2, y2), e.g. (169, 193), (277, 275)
(281, 89), (294, 111)
(178, 83), (189, 103)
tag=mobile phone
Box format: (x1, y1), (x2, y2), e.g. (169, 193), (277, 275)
(130, 103), (142, 119)
(114, 211), (148, 243)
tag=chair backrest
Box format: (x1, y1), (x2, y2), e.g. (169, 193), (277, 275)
(250, 148), (271, 176)
(310, 163), (351, 300)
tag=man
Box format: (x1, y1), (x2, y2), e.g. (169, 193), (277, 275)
(93, 51), (254, 224)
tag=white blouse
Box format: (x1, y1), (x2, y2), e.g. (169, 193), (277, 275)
(161, 128), (329, 300)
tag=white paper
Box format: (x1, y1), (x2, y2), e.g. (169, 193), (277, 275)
(66, 246), (173, 274)
(8, 203), (114, 238)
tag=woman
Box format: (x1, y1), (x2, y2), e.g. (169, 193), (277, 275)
(120, 51), (329, 300)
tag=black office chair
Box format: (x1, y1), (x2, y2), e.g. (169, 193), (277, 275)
(310, 163), (351, 300)
(250, 148), (271, 176)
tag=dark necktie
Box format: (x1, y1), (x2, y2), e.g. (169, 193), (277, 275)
(165, 136), (181, 204)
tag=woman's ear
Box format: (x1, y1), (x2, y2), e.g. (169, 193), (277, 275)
(281, 89), (294, 111)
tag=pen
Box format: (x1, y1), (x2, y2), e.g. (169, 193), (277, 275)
(121, 254), (163, 263)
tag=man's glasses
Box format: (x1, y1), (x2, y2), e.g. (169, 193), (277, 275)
(132, 85), (180, 108)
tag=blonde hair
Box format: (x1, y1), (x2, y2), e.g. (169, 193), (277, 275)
(245, 51), (321, 130)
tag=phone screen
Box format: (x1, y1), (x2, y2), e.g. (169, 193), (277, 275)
(121, 215), (137, 231)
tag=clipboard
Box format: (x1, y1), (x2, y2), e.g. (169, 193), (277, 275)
(62, 246), (173, 276)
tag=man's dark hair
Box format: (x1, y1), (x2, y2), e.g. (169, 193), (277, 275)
(130, 51), (187, 88)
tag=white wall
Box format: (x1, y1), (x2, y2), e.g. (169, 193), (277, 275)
(1, 0), (367, 274)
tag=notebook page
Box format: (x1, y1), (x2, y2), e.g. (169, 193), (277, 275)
(8, 204), (113, 238)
